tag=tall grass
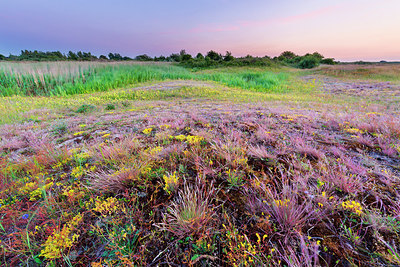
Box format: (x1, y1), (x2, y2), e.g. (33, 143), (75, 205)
(0, 62), (289, 96)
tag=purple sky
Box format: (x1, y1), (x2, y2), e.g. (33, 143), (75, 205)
(1, 0), (399, 61)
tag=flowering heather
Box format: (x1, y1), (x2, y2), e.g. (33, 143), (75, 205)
(0, 63), (399, 266)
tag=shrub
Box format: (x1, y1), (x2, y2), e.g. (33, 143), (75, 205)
(76, 104), (95, 113)
(321, 58), (336, 65)
(158, 182), (216, 237)
(206, 50), (222, 61)
(196, 53), (204, 59)
(135, 54), (153, 61)
(298, 56), (320, 69)
(105, 103), (116, 110)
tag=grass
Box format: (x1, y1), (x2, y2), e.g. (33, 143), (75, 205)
(0, 62), (399, 266)
(309, 63), (400, 82)
(0, 62), (289, 97)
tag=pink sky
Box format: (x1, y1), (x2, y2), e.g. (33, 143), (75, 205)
(1, 0), (399, 61)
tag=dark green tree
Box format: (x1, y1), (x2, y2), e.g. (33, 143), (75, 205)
(278, 51), (297, 61)
(135, 54), (152, 61)
(169, 53), (181, 62)
(68, 51), (78, 60)
(298, 55), (319, 69)
(320, 58), (336, 65)
(224, 51), (234, 61)
(206, 50), (222, 61)
(196, 53), (204, 59)
(311, 52), (324, 61)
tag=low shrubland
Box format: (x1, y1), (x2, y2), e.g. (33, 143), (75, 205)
(0, 63), (399, 266)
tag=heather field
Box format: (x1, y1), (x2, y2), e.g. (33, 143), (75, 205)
(1, 62), (400, 266)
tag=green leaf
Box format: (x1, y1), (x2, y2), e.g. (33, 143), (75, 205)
(191, 254), (200, 261)
(34, 256), (42, 264)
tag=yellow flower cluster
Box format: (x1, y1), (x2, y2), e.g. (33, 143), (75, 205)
(73, 131), (85, 136)
(344, 128), (364, 134)
(160, 124), (171, 129)
(29, 182), (53, 201)
(53, 157), (72, 170)
(18, 176), (54, 201)
(93, 197), (122, 217)
(223, 224), (259, 267)
(74, 151), (91, 161)
(342, 200), (363, 215)
(174, 134), (187, 142)
(40, 213), (83, 259)
(274, 199), (290, 207)
(62, 186), (85, 202)
(163, 171), (179, 194)
(170, 134), (204, 145)
(18, 181), (38, 195)
(142, 128), (153, 135)
(145, 146), (163, 155)
(71, 166), (86, 178)
(186, 135), (204, 145)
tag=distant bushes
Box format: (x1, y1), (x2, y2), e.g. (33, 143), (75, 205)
(275, 51), (336, 69)
(0, 49), (337, 69)
(0, 50), (133, 62)
(178, 51), (278, 69)
(174, 50), (335, 69)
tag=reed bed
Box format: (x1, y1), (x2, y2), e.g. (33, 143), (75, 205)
(0, 62), (289, 96)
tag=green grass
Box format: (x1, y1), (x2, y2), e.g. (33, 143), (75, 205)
(0, 63), (289, 97)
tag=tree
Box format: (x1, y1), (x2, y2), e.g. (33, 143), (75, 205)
(320, 58), (336, 65)
(181, 54), (192, 61)
(68, 51), (78, 60)
(196, 53), (204, 59)
(224, 51), (234, 61)
(278, 51), (297, 61)
(154, 55), (166, 61)
(77, 51), (84, 60)
(99, 55), (108, 60)
(108, 53), (122, 60)
(135, 54), (152, 61)
(311, 52), (324, 61)
(0, 54), (5, 60)
(206, 50), (222, 61)
(169, 53), (181, 62)
(176, 49), (192, 61)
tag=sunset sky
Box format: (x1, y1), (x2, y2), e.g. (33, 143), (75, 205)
(1, 0), (399, 61)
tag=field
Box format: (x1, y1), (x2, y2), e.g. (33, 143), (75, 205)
(0, 61), (399, 266)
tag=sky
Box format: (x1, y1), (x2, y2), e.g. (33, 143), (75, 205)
(1, 0), (399, 61)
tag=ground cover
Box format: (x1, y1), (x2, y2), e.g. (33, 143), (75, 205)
(0, 63), (399, 266)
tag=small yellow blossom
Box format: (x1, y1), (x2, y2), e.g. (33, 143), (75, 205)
(142, 128), (153, 135)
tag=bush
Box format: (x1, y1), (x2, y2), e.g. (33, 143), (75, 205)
(206, 50), (222, 61)
(298, 56), (320, 69)
(135, 54), (153, 61)
(321, 58), (336, 65)
(105, 104), (116, 110)
(76, 104), (95, 113)
(196, 53), (204, 60)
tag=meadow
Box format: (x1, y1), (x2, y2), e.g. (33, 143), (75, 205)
(0, 61), (399, 266)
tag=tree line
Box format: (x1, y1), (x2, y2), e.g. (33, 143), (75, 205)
(0, 49), (336, 69)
